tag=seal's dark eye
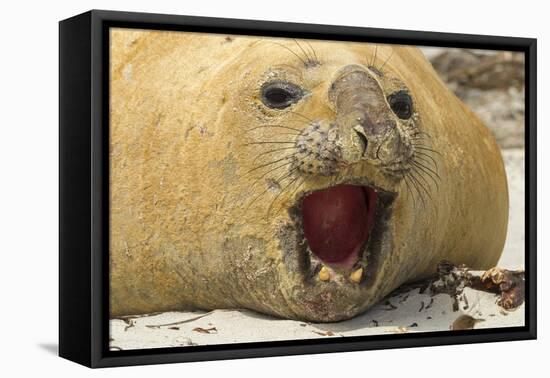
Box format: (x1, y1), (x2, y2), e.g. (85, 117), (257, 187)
(387, 90), (413, 120)
(261, 81), (304, 109)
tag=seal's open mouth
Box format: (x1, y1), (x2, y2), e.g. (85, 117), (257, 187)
(286, 181), (395, 286)
(301, 185), (377, 269)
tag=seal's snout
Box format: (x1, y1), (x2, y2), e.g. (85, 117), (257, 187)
(291, 64), (414, 178)
(328, 64), (409, 167)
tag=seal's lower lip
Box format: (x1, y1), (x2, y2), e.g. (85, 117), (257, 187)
(301, 185), (377, 269)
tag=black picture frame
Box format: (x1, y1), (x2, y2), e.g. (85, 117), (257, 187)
(59, 9), (537, 368)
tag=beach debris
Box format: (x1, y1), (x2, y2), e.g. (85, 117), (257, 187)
(425, 298), (435, 310)
(192, 326), (218, 334)
(461, 292), (470, 310)
(123, 319), (135, 331)
(430, 260), (469, 311)
(312, 330), (335, 336)
(430, 261), (525, 311)
(469, 267), (525, 310)
(451, 314), (485, 330)
(145, 311), (215, 329)
(174, 336), (198, 346)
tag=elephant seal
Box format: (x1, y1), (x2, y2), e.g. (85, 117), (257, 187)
(109, 29), (508, 322)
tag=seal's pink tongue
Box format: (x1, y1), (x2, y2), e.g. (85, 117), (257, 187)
(302, 185), (377, 268)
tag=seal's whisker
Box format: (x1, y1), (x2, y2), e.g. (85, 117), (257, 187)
(247, 160), (295, 190)
(273, 163), (300, 185)
(411, 164), (433, 189)
(244, 186), (272, 212)
(244, 131), (301, 140)
(378, 48), (395, 71)
(250, 167), (296, 207)
(412, 145), (443, 157)
(269, 41), (307, 66)
(288, 177), (305, 199)
(410, 177), (429, 208)
(246, 152), (311, 200)
(244, 141), (296, 146)
(411, 142), (436, 149)
(267, 123), (307, 131)
(288, 110), (315, 123)
(269, 176), (305, 218)
(244, 124), (302, 133)
(414, 153), (439, 171)
(412, 158), (441, 182)
(255, 146), (298, 159)
(243, 152), (299, 176)
(370, 45), (378, 67)
(403, 174), (417, 210)
(414, 150), (440, 168)
(253, 132), (301, 138)
(284, 119), (316, 128)
(409, 168), (433, 203)
(406, 171), (427, 208)
(411, 160), (440, 192)
(277, 63), (307, 78)
(304, 40), (319, 63)
(294, 39), (312, 63)
(416, 172), (439, 197)
(405, 172), (422, 210)
(266, 174), (302, 218)
(411, 146), (439, 168)
(244, 162), (302, 210)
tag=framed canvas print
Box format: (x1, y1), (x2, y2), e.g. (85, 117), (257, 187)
(59, 10), (536, 368)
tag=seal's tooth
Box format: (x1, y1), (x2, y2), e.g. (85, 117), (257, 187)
(318, 266), (330, 281)
(350, 267), (363, 283)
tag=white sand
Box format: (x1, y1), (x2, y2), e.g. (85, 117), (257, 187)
(500, 148), (525, 269)
(110, 285), (524, 350)
(110, 149), (525, 350)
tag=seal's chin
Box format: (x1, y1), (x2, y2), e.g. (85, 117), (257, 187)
(301, 185), (377, 269)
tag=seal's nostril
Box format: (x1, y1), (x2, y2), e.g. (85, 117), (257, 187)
(353, 125), (369, 156)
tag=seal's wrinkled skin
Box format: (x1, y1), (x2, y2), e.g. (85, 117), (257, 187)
(109, 29), (508, 322)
